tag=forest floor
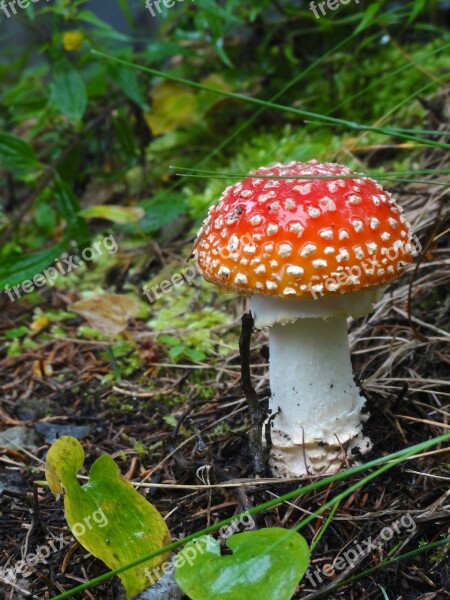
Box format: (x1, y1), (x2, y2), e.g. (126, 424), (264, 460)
(1, 144), (450, 600)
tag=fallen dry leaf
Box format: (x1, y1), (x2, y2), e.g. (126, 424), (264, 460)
(69, 294), (140, 336)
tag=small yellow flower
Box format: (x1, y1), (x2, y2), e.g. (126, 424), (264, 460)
(62, 31), (84, 52)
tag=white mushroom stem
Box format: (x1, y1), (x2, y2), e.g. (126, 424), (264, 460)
(251, 290), (380, 476)
(268, 316), (369, 475)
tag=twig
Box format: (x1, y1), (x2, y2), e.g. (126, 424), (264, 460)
(239, 312), (266, 476)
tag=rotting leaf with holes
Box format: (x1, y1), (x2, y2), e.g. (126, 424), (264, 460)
(174, 528), (310, 600)
(45, 436), (172, 598)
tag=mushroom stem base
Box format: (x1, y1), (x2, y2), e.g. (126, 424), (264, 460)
(266, 315), (372, 476)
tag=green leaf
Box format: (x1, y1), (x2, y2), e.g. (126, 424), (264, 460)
(145, 41), (190, 63)
(4, 326), (29, 339)
(168, 345), (186, 360)
(0, 132), (41, 171)
(354, 4), (380, 34)
(0, 235), (71, 291)
(110, 65), (150, 111)
(36, 196), (57, 232)
(213, 37), (234, 69)
(53, 179), (90, 249)
(194, 0), (242, 25)
(183, 348), (206, 362)
(50, 59), (87, 123)
(77, 10), (133, 42)
(159, 335), (181, 347)
(406, 0), (427, 26)
(175, 528), (310, 600)
(45, 437), (172, 599)
(139, 196), (186, 234)
(80, 205), (145, 224)
(116, 0), (134, 25)
(112, 113), (137, 160)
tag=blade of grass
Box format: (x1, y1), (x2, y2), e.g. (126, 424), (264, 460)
(140, 29), (361, 208)
(172, 166), (450, 178)
(91, 50), (450, 151)
(131, 32), (450, 213)
(326, 41), (450, 124)
(303, 537), (450, 598)
(292, 446), (419, 535)
(170, 166), (450, 187)
(310, 501), (340, 554)
(343, 73), (450, 160)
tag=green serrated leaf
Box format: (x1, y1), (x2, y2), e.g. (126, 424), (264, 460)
(175, 528), (310, 600)
(45, 437), (172, 598)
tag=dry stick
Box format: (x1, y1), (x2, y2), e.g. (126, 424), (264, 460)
(239, 312), (266, 476)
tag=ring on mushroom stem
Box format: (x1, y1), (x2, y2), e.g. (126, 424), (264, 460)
(192, 160), (417, 477)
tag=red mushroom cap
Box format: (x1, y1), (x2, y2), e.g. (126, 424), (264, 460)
(193, 160), (416, 298)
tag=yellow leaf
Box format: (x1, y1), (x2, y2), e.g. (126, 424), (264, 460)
(30, 314), (49, 333)
(144, 81), (197, 135)
(80, 205), (145, 224)
(199, 73), (232, 92)
(46, 437), (171, 597)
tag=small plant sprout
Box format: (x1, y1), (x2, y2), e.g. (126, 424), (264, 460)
(192, 161), (417, 476)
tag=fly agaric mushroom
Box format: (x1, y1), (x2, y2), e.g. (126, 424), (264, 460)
(192, 160), (417, 476)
